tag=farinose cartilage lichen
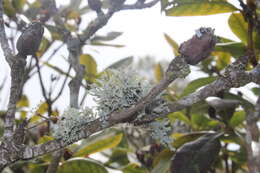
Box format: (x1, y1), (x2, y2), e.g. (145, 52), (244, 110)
(53, 107), (96, 143)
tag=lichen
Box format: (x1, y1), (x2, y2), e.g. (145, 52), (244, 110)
(53, 107), (96, 144)
(90, 69), (152, 120)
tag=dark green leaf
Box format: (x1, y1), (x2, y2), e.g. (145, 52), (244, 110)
(151, 149), (173, 173)
(123, 163), (148, 173)
(170, 133), (222, 173)
(181, 76), (217, 97)
(172, 132), (208, 148)
(215, 42), (246, 58)
(57, 158), (108, 173)
(252, 87), (260, 96)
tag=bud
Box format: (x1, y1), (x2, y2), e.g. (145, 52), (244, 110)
(179, 27), (217, 65)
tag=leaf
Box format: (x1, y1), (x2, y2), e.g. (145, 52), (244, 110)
(181, 76), (217, 97)
(228, 13), (248, 43)
(172, 132), (208, 148)
(44, 62), (73, 77)
(36, 37), (50, 57)
(191, 114), (219, 130)
(164, 33), (179, 56)
(90, 42), (125, 48)
(57, 158), (108, 173)
(252, 87), (260, 95)
(17, 95), (29, 107)
(75, 133), (123, 157)
(92, 32), (123, 42)
(80, 54), (97, 83)
(151, 149), (173, 173)
(12, 0), (26, 12)
(105, 56), (133, 70)
(229, 111), (245, 127)
(212, 51), (231, 70)
(170, 133), (222, 173)
(167, 112), (191, 125)
(165, 0), (238, 16)
(215, 42), (246, 58)
(38, 135), (54, 144)
(154, 63), (164, 82)
(3, 0), (16, 17)
(122, 163), (148, 173)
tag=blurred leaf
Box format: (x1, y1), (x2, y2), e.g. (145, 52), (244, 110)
(92, 32), (123, 42)
(67, 10), (80, 19)
(181, 76), (217, 97)
(215, 42), (246, 58)
(44, 62), (73, 77)
(12, 0), (26, 12)
(164, 33), (179, 56)
(74, 133), (123, 156)
(36, 102), (48, 115)
(229, 111), (245, 127)
(170, 133), (222, 173)
(167, 112), (190, 125)
(252, 87), (260, 95)
(190, 100), (210, 115)
(28, 163), (47, 173)
(80, 54), (97, 83)
(17, 95), (29, 108)
(212, 51), (231, 70)
(228, 13), (248, 43)
(216, 36), (235, 43)
(91, 42), (125, 48)
(20, 110), (27, 119)
(38, 135), (54, 144)
(105, 56), (133, 70)
(57, 158), (108, 173)
(165, 0), (238, 16)
(154, 63), (164, 82)
(122, 163), (148, 173)
(172, 132), (209, 148)
(223, 92), (254, 110)
(36, 37), (50, 57)
(3, 0), (16, 17)
(191, 114), (218, 130)
(151, 149), (173, 173)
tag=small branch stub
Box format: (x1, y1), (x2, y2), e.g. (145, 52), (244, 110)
(179, 27), (217, 65)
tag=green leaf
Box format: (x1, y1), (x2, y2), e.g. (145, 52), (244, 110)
(151, 149), (173, 173)
(57, 158), (108, 173)
(181, 76), (217, 97)
(12, 0), (26, 12)
(212, 51), (231, 70)
(44, 62), (73, 77)
(228, 13), (248, 43)
(163, 33), (179, 56)
(80, 54), (97, 83)
(36, 37), (50, 57)
(172, 132), (208, 148)
(105, 56), (133, 70)
(75, 133), (123, 157)
(90, 42), (125, 48)
(38, 135), (54, 144)
(167, 112), (191, 125)
(165, 0), (238, 16)
(92, 32), (123, 42)
(123, 163), (148, 173)
(229, 111), (245, 127)
(252, 87), (260, 95)
(170, 133), (222, 173)
(154, 63), (164, 82)
(17, 95), (29, 107)
(3, 0), (16, 17)
(191, 114), (218, 130)
(215, 42), (246, 58)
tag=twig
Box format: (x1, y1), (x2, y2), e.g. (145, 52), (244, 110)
(121, 0), (160, 10)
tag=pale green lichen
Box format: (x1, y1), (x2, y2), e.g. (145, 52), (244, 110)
(90, 69), (152, 119)
(53, 107), (96, 143)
